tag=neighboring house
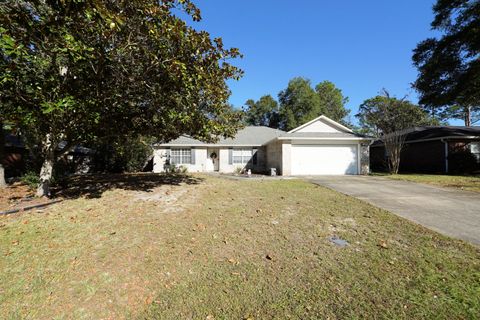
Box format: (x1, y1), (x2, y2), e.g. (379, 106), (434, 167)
(3, 133), (25, 177)
(153, 115), (373, 175)
(58, 142), (96, 174)
(371, 126), (480, 174)
(2, 134), (96, 177)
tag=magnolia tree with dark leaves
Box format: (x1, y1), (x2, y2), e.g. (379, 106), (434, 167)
(0, 0), (243, 196)
(412, 0), (480, 126)
(356, 90), (437, 173)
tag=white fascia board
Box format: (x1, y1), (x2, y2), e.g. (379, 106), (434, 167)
(277, 137), (371, 141)
(155, 144), (264, 148)
(288, 115), (354, 134)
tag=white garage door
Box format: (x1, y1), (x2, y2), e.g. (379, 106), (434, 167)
(291, 144), (358, 175)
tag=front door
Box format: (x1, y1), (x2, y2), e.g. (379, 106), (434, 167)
(207, 148), (219, 171)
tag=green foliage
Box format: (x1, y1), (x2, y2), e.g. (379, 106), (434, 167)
(20, 171), (40, 190)
(163, 163), (188, 174)
(412, 0), (480, 125)
(278, 77), (322, 131)
(243, 95), (279, 127)
(234, 166), (243, 174)
(93, 136), (153, 173)
(356, 90), (438, 136)
(315, 81), (350, 122)
(0, 0), (243, 194)
(247, 78), (350, 131)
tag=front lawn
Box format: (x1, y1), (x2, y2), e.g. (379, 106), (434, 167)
(381, 173), (480, 193)
(0, 174), (479, 319)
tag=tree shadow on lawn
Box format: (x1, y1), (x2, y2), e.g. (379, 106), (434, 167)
(52, 173), (204, 199)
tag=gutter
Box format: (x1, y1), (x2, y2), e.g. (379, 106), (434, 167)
(277, 137), (371, 141)
(441, 138), (449, 174)
(372, 135), (480, 146)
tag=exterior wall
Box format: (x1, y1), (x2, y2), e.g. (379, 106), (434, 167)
(266, 140), (283, 175)
(360, 143), (370, 175)
(370, 140), (446, 173)
(281, 142), (292, 175)
(401, 141), (446, 173)
(447, 140), (480, 173)
(296, 119), (342, 133)
(153, 146), (266, 174)
(219, 147), (266, 173)
(370, 145), (386, 172)
(153, 147), (208, 173)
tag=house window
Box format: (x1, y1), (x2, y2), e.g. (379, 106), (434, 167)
(468, 142), (480, 162)
(170, 148), (191, 164)
(232, 149), (253, 164)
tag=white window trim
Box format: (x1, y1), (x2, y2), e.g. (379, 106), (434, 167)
(232, 148), (253, 164)
(170, 148), (191, 165)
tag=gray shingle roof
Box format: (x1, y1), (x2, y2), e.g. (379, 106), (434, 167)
(158, 126), (286, 147)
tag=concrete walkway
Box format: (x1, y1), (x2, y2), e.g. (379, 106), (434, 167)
(310, 176), (480, 245)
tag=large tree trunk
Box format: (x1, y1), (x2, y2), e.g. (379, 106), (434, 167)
(36, 134), (55, 197)
(0, 120), (6, 188)
(465, 106), (471, 126)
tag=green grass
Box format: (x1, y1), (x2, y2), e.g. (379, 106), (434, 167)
(378, 173), (480, 193)
(1, 174), (479, 319)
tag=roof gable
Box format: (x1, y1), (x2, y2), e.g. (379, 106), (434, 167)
(289, 115), (353, 134)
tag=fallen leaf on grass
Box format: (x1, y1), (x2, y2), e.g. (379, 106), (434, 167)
(145, 296), (153, 305)
(378, 240), (388, 249)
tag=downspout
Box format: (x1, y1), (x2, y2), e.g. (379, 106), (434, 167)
(441, 139), (448, 174)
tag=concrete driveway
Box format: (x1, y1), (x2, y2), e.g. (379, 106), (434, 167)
(310, 176), (480, 245)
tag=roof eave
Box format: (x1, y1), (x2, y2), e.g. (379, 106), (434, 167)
(155, 143), (265, 148)
(277, 137), (373, 141)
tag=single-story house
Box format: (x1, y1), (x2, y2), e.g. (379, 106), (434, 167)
(370, 126), (480, 174)
(153, 115), (373, 175)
